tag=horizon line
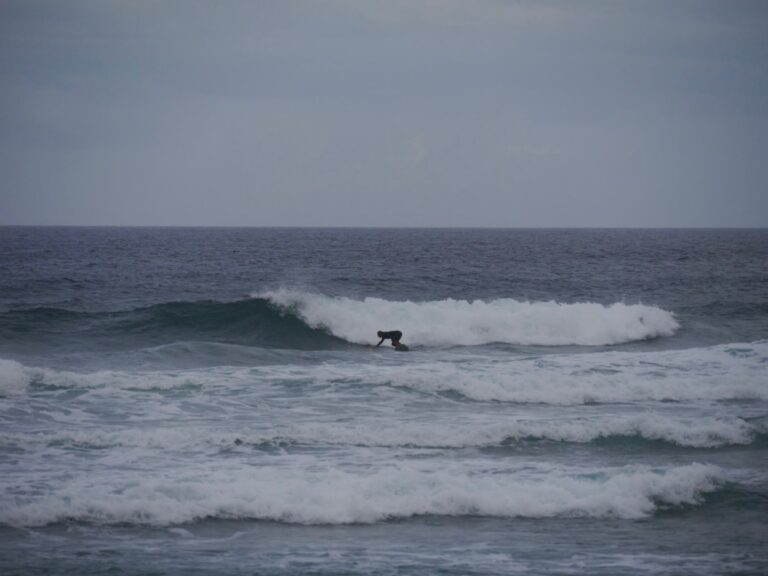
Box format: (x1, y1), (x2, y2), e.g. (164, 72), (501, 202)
(0, 224), (766, 231)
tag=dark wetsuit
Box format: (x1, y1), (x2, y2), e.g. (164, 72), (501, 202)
(376, 330), (403, 347)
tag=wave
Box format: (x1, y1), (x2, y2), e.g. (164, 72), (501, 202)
(258, 289), (679, 347)
(2, 340), (766, 404)
(259, 416), (766, 450)
(355, 341), (768, 404)
(0, 463), (725, 527)
(0, 298), (346, 352)
(3, 414), (764, 451)
(0, 291), (679, 353)
(0, 358), (265, 396)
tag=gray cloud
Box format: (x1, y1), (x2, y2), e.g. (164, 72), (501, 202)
(1, 0), (767, 226)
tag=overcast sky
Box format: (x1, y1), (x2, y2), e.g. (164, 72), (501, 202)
(1, 0), (767, 227)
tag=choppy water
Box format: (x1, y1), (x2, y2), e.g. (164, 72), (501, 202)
(1, 227), (766, 575)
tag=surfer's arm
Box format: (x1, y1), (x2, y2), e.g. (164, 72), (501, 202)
(375, 338), (384, 347)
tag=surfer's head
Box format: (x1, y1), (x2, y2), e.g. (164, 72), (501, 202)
(377, 331), (384, 337)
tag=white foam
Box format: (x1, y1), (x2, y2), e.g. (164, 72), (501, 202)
(0, 359), (28, 396)
(3, 340), (765, 406)
(0, 462), (723, 527)
(0, 428), (199, 451)
(322, 341), (768, 404)
(220, 341), (767, 407)
(0, 411), (754, 452)
(279, 414), (757, 449)
(0, 361), (246, 393)
(257, 289), (679, 346)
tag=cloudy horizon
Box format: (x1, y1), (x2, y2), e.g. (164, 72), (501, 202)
(2, 0), (767, 228)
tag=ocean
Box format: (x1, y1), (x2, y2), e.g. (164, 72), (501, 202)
(0, 226), (766, 575)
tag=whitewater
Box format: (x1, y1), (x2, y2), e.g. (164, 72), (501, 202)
(257, 289), (680, 346)
(1, 227), (767, 576)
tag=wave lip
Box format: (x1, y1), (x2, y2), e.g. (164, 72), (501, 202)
(258, 289), (679, 347)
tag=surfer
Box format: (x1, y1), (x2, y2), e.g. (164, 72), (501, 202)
(376, 330), (406, 350)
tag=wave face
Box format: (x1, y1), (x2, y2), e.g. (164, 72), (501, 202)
(259, 290), (679, 347)
(0, 298), (346, 351)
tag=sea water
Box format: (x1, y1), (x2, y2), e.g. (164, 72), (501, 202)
(0, 227), (766, 575)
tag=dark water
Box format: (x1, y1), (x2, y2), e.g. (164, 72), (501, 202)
(0, 227), (766, 575)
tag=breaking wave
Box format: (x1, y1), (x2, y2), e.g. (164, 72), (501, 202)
(0, 462), (725, 527)
(2, 340), (765, 404)
(259, 289), (679, 346)
(0, 291), (679, 352)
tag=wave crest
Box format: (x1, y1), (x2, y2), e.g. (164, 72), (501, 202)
(259, 290), (679, 346)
